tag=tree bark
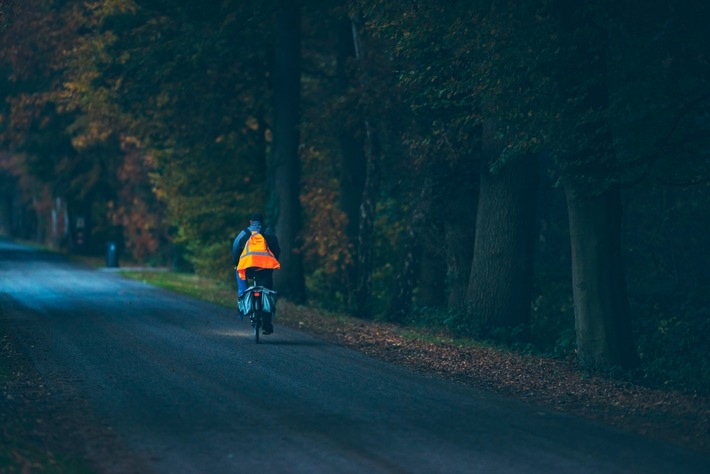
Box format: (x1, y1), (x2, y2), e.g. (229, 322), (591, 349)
(271, 2), (306, 302)
(444, 160), (479, 309)
(336, 16), (366, 297)
(466, 121), (538, 335)
(352, 118), (380, 318)
(564, 181), (637, 369)
(349, 14), (381, 318)
(555, 1), (638, 370)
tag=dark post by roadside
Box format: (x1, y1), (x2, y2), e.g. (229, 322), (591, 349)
(106, 241), (118, 268)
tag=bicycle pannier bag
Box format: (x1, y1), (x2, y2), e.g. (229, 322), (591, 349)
(261, 288), (277, 314)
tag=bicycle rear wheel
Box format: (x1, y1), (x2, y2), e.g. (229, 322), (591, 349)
(253, 312), (260, 344)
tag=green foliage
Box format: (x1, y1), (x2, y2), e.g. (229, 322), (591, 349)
(530, 290), (577, 359)
(427, 264), (577, 357)
(362, 1), (558, 166)
(416, 305), (483, 341)
(186, 240), (231, 278)
(623, 181), (710, 393)
(410, 303), (472, 338)
(368, 199), (404, 318)
(409, 304), (547, 356)
(636, 307), (710, 394)
(304, 267), (348, 313)
(155, 142), (266, 277)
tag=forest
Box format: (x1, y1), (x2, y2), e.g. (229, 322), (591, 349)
(1, 0), (708, 393)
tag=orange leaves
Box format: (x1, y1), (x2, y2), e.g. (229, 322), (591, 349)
(300, 145), (353, 275)
(110, 148), (165, 261)
(86, 0), (138, 19)
(300, 182), (352, 274)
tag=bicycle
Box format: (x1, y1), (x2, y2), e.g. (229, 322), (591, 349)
(238, 274), (278, 344)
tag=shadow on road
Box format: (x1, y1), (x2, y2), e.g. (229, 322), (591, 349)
(257, 339), (327, 347)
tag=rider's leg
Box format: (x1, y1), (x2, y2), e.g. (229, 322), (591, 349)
(237, 271), (248, 297)
(256, 269), (274, 334)
(236, 271), (248, 319)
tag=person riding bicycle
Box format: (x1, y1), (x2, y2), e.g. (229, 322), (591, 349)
(232, 212), (281, 334)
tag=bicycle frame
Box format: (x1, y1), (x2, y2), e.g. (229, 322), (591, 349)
(242, 285), (265, 343)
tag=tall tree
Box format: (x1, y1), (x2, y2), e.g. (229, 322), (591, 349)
(443, 156), (479, 310)
(554, 1), (638, 370)
(387, 172), (432, 322)
(335, 14), (366, 301)
(466, 150), (538, 335)
(271, 1), (306, 301)
(348, 11), (384, 318)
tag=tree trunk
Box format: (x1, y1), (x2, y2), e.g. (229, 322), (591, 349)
(445, 160), (479, 309)
(564, 181), (637, 370)
(271, 2), (305, 302)
(554, 1), (638, 370)
(416, 158), (478, 310)
(387, 176), (432, 322)
(336, 16), (366, 297)
(349, 14), (381, 318)
(352, 118), (380, 318)
(416, 246), (447, 308)
(466, 124), (538, 335)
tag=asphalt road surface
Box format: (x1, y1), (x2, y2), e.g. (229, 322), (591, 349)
(1, 240), (708, 473)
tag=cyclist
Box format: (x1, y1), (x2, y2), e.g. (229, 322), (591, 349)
(232, 212), (281, 334)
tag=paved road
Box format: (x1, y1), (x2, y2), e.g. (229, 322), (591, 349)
(1, 240), (708, 473)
